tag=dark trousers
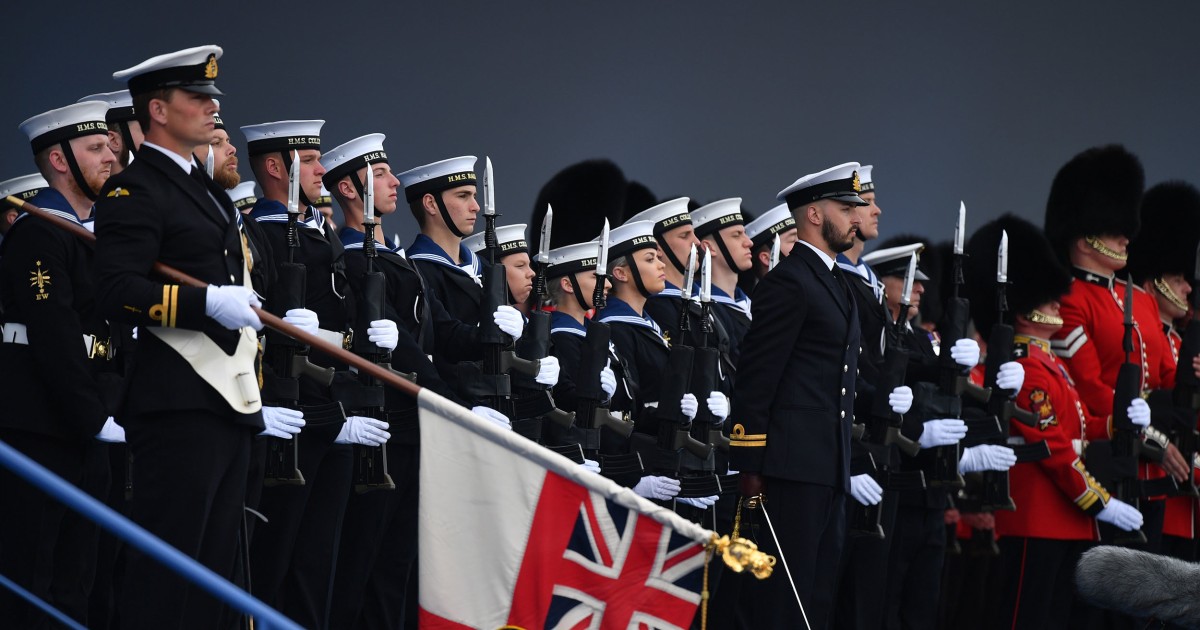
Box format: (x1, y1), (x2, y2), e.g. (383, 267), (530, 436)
(53, 439), (110, 623)
(119, 410), (253, 630)
(88, 442), (128, 630)
(329, 443), (420, 630)
(884, 504), (946, 630)
(249, 427), (352, 629)
(738, 479), (846, 630)
(993, 537), (1090, 630)
(0, 429), (87, 629)
(834, 487), (899, 630)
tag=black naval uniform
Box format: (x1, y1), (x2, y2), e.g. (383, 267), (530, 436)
(0, 189), (112, 627)
(546, 309), (635, 454)
(330, 227), (479, 630)
(245, 198), (354, 627)
(95, 145), (263, 629)
(730, 241), (859, 630)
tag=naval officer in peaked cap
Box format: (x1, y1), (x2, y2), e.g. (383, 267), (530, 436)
(731, 162), (867, 629)
(93, 44), (267, 629)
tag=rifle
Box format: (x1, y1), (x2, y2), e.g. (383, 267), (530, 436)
(512, 206), (576, 444)
(474, 158), (539, 420)
(343, 165), (409, 493)
(636, 243), (718, 499)
(964, 225), (1048, 512)
(848, 252), (925, 538)
(262, 151), (334, 486)
(570, 221), (643, 484)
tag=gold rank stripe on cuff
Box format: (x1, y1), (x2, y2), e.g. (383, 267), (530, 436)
(149, 285), (180, 327)
(1071, 459), (1111, 512)
(729, 423), (766, 448)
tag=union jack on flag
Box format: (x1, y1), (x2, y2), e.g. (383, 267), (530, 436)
(415, 390), (713, 630)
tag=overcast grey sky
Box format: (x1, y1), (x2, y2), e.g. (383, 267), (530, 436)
(5, 1), (1196, 250)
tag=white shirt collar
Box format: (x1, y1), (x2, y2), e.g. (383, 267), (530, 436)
(141, 141), (199, 174)
(797, 239), (836, 270)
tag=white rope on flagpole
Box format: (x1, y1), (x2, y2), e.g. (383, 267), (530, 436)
(759, 502), (812, 630)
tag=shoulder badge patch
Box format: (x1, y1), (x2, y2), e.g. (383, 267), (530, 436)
(1029, 388), (1057, 430)
(29, 260), (51, 300)
(106, 187), (130, 198)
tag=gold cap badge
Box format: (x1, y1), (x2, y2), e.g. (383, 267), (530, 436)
(204, 54), (219, 80)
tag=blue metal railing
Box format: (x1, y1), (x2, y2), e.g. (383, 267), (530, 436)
(0, 439), (303, 630)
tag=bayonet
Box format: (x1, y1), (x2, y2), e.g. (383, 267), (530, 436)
(594, 220), (610, 310)
(997, 230), (1008, 284)
(954, 202), (966, 256)
(482, 156), (498, 264)
(701, 247), (713, 305)
(205, 145), (215, 178)
(537, 205), (552, 266)
(483, 156), (495, 218)
(287, 150), (300, 217)
(364, 159), (376, 225)
(681, 243), (698, 302)
(770, 234), (781, 271)
(896, 252), (916, 327)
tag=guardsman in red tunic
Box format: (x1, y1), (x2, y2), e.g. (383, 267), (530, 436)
(1044, 145), (1190, 551)
(967, 214), (1147, 630)
(1127, 180), (1200, 561)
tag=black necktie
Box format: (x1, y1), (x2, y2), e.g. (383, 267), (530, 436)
(831, 265), (854, 313)
(190, 166), (208, 188)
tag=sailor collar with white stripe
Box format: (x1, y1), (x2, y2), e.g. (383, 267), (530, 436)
(338, 226), (400, 253)
(711, 284), (752, 316)
(248, 198), (325, 232)
(596, 296), (666, 343)
(836, 253), (884, 300)
(407, 233), (481, 279)
(656, 279), (685, 299)
(550, 310), (587, 337)
(12, 188), (84, 226)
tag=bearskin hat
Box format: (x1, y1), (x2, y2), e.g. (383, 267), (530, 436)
(530, 159), (629, 253)
(622, 180), (658, 223)
(1126, 181), (1200, 284)
(1044, 144), (1144, 265)
(966, 214), (1072, 338)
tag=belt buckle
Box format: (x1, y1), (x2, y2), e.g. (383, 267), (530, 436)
(88, 336), (111, 360)
(342, 329), (354, 351)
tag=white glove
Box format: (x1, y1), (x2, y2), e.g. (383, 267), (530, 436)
(632, 475), (681, 500)
(1127, 398), (1151, 428)
(580, 458), (601, 474)
(599, 361), (617, 400)
(95, 417), (126, 443)
(677, 495), (719, 508)
(889, 386), (913, 415)
(849, 473), (883, 506)
(131, 326), (138, 340)
(335, 415), (391, 447)
(282, 308), (319, 337)
(950, 338), (981, 368)
(680, 393), (698, 421)
(707, 391), (729, 422)
(536, 355), (560, 386)
(493, 305), (524, 340)
(919, 418), (967, 449)
(471, 405), (511, 430)
(367, 319), (399, 352)
(959, 444), (1017, 473)
(205, 285), (263, 331)
(996, 361), (1025, 392)
(1097, 497), (1145, 532)
(260, 406), (305, 439)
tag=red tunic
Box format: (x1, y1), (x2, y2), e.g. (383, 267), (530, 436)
(1053, 272), (1176, 484)
(994, 336), (1111, 541)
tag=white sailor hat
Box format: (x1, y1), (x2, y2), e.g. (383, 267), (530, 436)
(0, 173), (50, 208)
(745, 202), (797, 248)
(691, 198), (745, 238)
(320, 133), (389, 190)
(240, 120), (324, 156)
(19, 101), (110, 154)
(226, 181), (258, 211)
(547, 240), (604, 278)
(315, 185), (332, 207)
(608, 220), (658, 263)
(114, 45), (223, 96)
(463, 224), (528, 257)
(777, 162), (868, 209)
(858, 165), (875, 194)
(210, 98), (225, 130)
(627, 197), (692, 237)
(77, 90), (135, 124)
(862, 242), (930, 280)
(397, 156), (477, 203)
